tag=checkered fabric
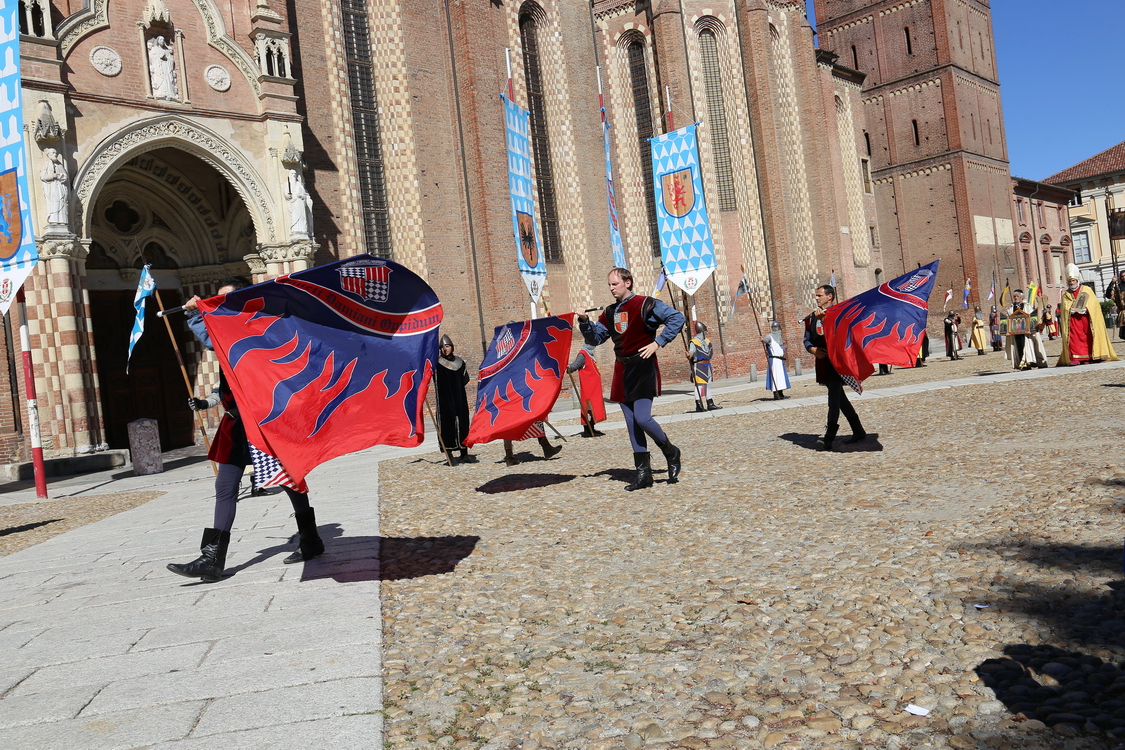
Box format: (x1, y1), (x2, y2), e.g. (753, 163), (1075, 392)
(250, 444), (308, 493)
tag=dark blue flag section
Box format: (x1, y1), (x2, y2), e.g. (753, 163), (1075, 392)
(824, 260), (940, 382)
(198, 255), (443, 486)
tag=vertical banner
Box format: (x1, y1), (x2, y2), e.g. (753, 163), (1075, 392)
(0, 10), (39, 315)
(650, 124), (715, 295)
(603, 120), (626, 269)
(501, 94), (546, 305)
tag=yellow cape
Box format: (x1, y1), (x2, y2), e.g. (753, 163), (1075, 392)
(1058, 285), (1120, 365)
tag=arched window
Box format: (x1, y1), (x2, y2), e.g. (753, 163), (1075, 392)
(520, 11), (562, 262)
(341, 0), (392, 257)
(627, 38), (660, 257)
(698, 27), (736, 212)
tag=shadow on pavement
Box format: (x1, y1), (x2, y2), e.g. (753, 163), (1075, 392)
(777, 432), (883, 452)
(967, 538), (1125, 742)
(0, 518), (61, 537)
(588, 468), (637, 484)
(375, 534), (479, 582)
(476, 473), (576, 494)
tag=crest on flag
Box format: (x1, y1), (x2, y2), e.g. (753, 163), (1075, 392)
(496, 326), (517, 358)
(0, 170), (22, 261)
(661, 168), (695, 217)
(339, 262), (391, 303)
(517, 211), (538, 267)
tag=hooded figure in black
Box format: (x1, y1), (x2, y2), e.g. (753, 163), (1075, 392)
(435, 334), (475, 464)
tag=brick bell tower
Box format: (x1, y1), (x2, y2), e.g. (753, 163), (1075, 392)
(813, 0), (1015, 318)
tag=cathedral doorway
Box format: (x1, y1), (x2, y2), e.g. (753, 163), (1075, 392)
(85, 147), (257, 450)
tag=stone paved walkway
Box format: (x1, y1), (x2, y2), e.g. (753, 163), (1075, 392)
(0, 349), (1123, 750)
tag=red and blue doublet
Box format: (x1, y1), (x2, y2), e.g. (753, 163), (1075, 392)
(583, 293), (685, 403)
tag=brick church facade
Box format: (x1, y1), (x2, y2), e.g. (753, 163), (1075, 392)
(4, 0), (1005, 463)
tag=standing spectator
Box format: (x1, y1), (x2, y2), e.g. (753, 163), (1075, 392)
(435, 334), (476, 465)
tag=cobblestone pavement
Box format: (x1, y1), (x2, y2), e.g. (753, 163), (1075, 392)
(379, 359), (1125, 750)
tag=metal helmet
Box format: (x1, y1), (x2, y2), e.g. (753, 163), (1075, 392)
(694, 321), (707, 335)
(768, 319), (782, 344)
(439, 334), (454, 355)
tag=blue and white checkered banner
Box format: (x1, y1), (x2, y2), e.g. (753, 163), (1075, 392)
(603, 119), (626, 269)
(650, 124), (715, 295)
(0, 10), (39, 316)
(501, 94), (546, 304)
(126, 265), (155, 373)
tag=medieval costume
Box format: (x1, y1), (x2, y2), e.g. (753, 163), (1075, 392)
(969, 307), (988, 355)
(1041, 304), (1059, 340)
(943, 312), (961, 360)
(1005, 291), (1049, 370)
(502, 422), (562, 466)
(763, 320), (790, 399)
(168, 279), (324, 583)
(579, 268), (685, 491)
(688, 321), (721, 411)
(1105, 269), (1125, 339)
(989, 306), (1003, 351)
(1059, 264), (1119, 366)
(435, 334), (476, 464)
(567, 343), (606, 436)
(804, 286), (866, 451)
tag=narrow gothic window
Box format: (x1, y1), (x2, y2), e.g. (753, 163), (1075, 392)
(864, 131), (871, 156)
(851, 45), (859, 70)
(971, 113), (976, 140)
(861, 159), (872, 194)
(628, 39), (660, 257)
(520, 13), (562, 263)
(698, 28), (736, 212)
(904, 27), (913, 56)
(912, 119), (920, 146)
(341, 0), (392, 257)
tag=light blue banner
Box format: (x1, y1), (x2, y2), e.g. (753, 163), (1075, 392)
(501, 94), (545, 304)
(0, 11), (38, 314)
(603, 119), (626, 269)
(650, 124), (715, 295)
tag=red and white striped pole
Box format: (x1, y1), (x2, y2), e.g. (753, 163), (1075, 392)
(16, 288), (47, 498)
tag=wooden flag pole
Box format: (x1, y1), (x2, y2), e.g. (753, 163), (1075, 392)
(151, 288), (217, 476)
(425, 400), (455, 466)
(542, 419), (568, 443)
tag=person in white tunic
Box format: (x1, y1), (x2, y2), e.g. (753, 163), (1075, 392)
(762, 320), (791, 400)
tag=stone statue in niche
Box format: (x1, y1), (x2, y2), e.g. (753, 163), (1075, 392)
(286, 168), (312, 236)
(40, 147), (69, 226)
(147, 36), (178, 100)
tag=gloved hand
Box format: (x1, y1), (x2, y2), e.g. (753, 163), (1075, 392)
(188, 397), (210, 411)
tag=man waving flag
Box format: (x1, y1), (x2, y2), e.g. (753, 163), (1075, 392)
(822, 261), (940, 383)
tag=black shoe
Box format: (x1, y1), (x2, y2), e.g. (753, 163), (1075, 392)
(816, 425), (838, 452)
(283, 509), (325, 564)
(541, 442), (562, 459)
(625, 452), (653, 491)
(695, 400), (706, 412)
(706, 399), (722, 411)
(656, 440), (681, 484)
(458, 449), (478, 463)
(778, 393), (790, 400)
(168, 528), (230, 583)
(842, 431), (868, 444)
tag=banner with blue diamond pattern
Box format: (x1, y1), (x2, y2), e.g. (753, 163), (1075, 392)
(650, 124), (715, 295)
(603, 119), (626, 269)
(0, 8), (39, 316)
(502, 94), (546, 304)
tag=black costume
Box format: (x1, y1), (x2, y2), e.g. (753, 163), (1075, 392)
(435, 334), (475, 464)
(803, 310), (865, 450)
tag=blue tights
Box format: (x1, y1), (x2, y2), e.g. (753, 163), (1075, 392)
(620, 398), (668, 453)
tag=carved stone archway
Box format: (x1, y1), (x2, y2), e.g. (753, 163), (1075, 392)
(73, 115), (277, 248)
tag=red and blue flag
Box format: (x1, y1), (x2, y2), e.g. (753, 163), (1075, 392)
(197, 255), (443, 486)
(823, 260), (940, 382)
(465, 314), (574, 446)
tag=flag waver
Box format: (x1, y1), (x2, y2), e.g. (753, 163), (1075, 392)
(197, 255), (443, 487)
(465, 314), (574, 446)
(823, 260), (940, 383)
(126, 265), (156, 373)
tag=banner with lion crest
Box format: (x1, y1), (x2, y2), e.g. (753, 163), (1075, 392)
(650, 123), (715, 295)
(501, 94), (546, 305)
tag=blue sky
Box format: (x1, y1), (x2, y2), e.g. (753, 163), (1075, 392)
(806, 1), (1125, 182)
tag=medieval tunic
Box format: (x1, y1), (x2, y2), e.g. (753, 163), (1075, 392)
(583, 293), (684, 403)
(688, 334), (713, 385)
(435, 354), (471, 450)
(1059, 284), (1119, 365)
(764, 337), (790, 392)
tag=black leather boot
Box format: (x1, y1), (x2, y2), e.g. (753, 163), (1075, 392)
(695, 400), (706, 412)
(707, 399), (722, 411)
(624, 452), (653, 491)
(843, 426), (868, 444)
(167, 528), (230, 583)
(816, 425), (838, 452)
(656, 440), (682, 484)
(284, 509), (325, 564)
